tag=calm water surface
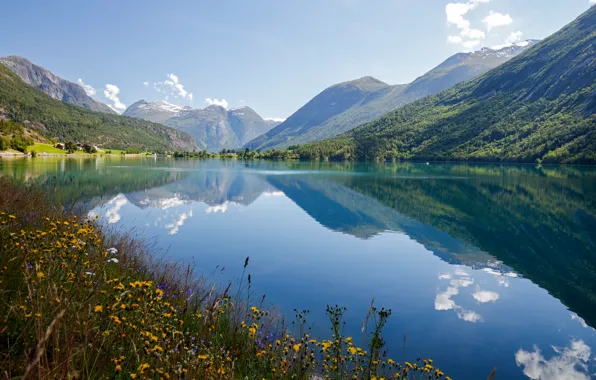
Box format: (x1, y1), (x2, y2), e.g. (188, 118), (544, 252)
(1, 157), (596, 379)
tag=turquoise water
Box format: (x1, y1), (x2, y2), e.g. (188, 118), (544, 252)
(2, 157), (596, 379)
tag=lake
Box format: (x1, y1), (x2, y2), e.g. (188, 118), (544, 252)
(1, 157), (595, 379)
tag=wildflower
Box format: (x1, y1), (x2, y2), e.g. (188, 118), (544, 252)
(94, 305), (103, 313)
(387, 359), (395, 365)
(8, 215), (16, 219)
(138, 363), (150, 372)
(107, 258), (119, 263)
(152, 345), (164, 352)
(130, 374), (137, 379)
(115, 365), (122, 372)
(293, 344), (302, 352)
(198, 354), (208, 360)
(37, 272), (45, 279)
(108, 247), (118, 255)
(348, 347), (357, 355)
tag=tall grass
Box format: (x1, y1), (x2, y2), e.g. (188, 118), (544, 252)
(0, 179), (449, 379)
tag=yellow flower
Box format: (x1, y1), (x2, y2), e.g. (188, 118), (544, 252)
(138, 363), (150, 372)
(37, 272), (45, 279)
(321, 341), (333, 351)
(348, 347), (357, 355)
(387, 359), (395, 365)
(293, 344), (302, 352)
(115, 365), (122, 372)
(8, 215), (16, 219)
(130, 374), (137, 379)
(152, 345), (164, 352)
(198, 354), (208, 360)
(94, 305), (103, 313)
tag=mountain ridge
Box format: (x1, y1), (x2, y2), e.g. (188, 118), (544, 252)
(297, 8), (595, 163)
(0, 63), (199, 152)
(0, 56), (116, 115)
(123, 101), (281, 151)
(244, 40), (540, 151)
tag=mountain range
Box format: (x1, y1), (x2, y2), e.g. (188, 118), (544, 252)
(123, 101), (282, 151)
(0, 63), (198, 152)
(0, 56), (116, 115)
(296, 6), (595, 163)
(245, 40), (540, 151)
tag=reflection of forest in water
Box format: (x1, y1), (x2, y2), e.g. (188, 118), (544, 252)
(2, 158), (595, 327)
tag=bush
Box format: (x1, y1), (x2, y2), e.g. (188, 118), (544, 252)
(10, 135), (33, 152)
(0, 136), (9, 151)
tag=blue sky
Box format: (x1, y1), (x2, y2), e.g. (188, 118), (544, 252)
(1, 0), (593, 118)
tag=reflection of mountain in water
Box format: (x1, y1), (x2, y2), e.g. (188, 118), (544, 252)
(0, 158), (188, 211)
(125, 168), (275, 210)
(323, 165), (596, 328)
(266, 175), (505, 269)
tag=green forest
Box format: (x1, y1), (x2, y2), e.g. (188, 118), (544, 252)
(0, 65), (198, 152)
(295, 7), (596, 164)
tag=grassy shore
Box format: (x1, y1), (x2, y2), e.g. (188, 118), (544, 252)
(0, 179), (449, 379)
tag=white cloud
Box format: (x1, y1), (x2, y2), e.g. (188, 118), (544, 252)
(506, 31), (523, 44)
(77, 78), (96, 96)
(143, 81), (149, 86)
(435, 268), (482, 323)
(590, 0), (596, 4)
(447, 35), (463, 44)
(445, 0), (490, 49)
(483, 11), (513, 31)
(472, 289), (500, 303)
(205, 98), (229, 109)
(515, 340), (592, 380)
(265, 117), (286, 122)
(103, 84), (126, 112)
(153, 73), (193, 101)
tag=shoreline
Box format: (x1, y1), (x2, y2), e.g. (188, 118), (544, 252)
(0, 179), (446, 379)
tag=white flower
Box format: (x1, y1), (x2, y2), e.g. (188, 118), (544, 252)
(107, 258), (119, 263)
(107, 247), (118, 255)
(85, 272), (94, 275)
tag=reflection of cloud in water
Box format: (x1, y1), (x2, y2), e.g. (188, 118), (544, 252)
(472, 289), (500, 303)
(457, 309), (482, 323)
(106, 195), (128, 224)
(435, 268), (481, 323)
(205, 201), (240, 214)
(165, 210), (192, 235)
(515, 340), (592, 380)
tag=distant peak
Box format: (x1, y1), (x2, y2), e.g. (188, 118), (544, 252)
(331, 76), (389, 92)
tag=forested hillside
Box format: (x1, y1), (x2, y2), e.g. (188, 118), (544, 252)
(297, 7), (596, 164)
(0, 64), (199, 152)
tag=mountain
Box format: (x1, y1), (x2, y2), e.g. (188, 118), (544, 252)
(298, 7), (595, 163)
(123, 102), (277, 151)
(0, 63), (199, 152)
(264, 118), (284, 130)
(0, 56), (116, 115)
(122, 100), (191, 125)
(244, 41), (539, 151)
